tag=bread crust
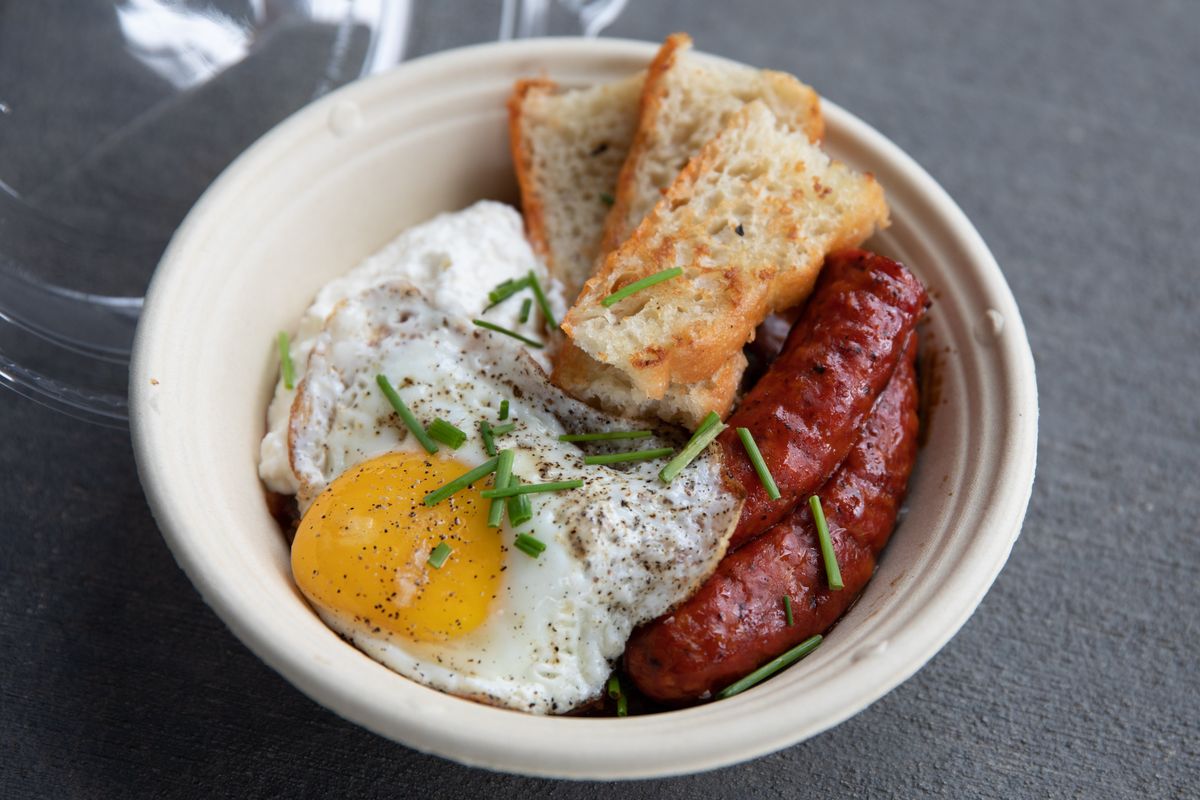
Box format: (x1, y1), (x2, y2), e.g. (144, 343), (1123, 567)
(507, 78), (558, 265)
(552, 340), (744, 428)
(599, 33), (691, 255)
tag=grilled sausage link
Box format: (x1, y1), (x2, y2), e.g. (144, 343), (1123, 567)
(720, 249), (927, 550)
(626, 337), (919, 702)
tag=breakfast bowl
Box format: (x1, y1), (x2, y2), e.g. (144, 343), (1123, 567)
(129, 38), (1037, 779)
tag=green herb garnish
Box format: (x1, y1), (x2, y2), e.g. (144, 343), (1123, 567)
(809, 495), (843, 591)
(499, 399), (510, 420)
(783, 595), (794, 626)
(693, 411), (721, 438)
(376, 374), (439, 454)
(480, 479), (584, 499)
(558, 430), (652, 443)
(487, 449), (514, 528)
(427, 418), (467, 449)
(277, 332), (295, 390)
(600, 267), (683, 308)
(427, 541), (452, 569)
(492, 422), (516, 436)
(716, 635), (823, 699)
(473, 319), (544, 349)
(526, 270), (557, 329)
(607, 674), (628, 716)
(518, 297), (532, 324)
(584, 447), (674, 466)
(506, 476), (533, 527)
(422, 457), (499, 507)
(659, 412), (725, 483)
(736, 427), (781, 500)
(486, 276), (531, 308)
(514, 532), (547, 558)
(480, 419), (497, 457)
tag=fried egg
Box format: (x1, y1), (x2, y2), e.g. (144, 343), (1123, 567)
(290, 283), (739, 714)
(262, 204), (741, 714)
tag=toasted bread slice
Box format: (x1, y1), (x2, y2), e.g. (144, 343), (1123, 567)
(552, 340), (744, 428)
(508, 73), (644, 302)
(600, 33), (824, 254)
(561, 101), (889, 414)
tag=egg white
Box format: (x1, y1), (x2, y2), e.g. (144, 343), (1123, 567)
(259, 200), (563, 495)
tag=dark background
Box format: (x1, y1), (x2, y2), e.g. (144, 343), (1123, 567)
(2, 1), (1197, 797)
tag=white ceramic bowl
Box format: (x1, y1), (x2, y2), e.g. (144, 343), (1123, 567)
(130, 38), (1037, 779)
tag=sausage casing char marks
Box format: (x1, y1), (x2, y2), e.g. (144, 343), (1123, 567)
(720, 249), (928, 550)
(626, 335), (920, 702)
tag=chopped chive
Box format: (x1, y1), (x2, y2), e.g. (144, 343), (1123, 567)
(277, 332), (295, 390)
(427, 418), (467, 449)
(427, 541), (452, 569)
(526, 270), (557, 329)
(482, 280), (529, 314)
(514, 532), (546, 558)
(487, 449), (514, 528)
(809, 495), (844, 591)
(600, 267), (683, 307)
(783, 595), (794, 626)
(606, 674), (628, 716)
(422, 457), (499, 506)
(599, 192), (615, 207)
(716, 635), (823, 699)
(584, 447), (674, 466)
(480, 419), (496, 457)
(506, 476), (533, 527)
(480, 479), (584, 499)
(492, 422), (516, 437)
(473, 319), (544, 349)
(609, 676), (628, 719)
(487, 275), (531, 306)
(518, 297), (532, 324)
(499, 399), (510, 420)
(693, 411), (721, 438)
(558, 430), (652, 443)
(376, 374), (439, 454)
(736, 427), (781, 500)
(659, 412), (725, 483)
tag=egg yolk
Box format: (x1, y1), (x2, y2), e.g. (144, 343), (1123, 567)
(291, 451), (502, 643)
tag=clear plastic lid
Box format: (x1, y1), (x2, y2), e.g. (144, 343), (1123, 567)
(0, 0), (627, 427)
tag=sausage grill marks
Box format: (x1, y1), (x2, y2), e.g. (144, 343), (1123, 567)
(719, 249), (928, 551)
(626, 336), (920, 702)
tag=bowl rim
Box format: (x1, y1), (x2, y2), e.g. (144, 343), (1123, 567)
(130, 36), (1038, 780)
